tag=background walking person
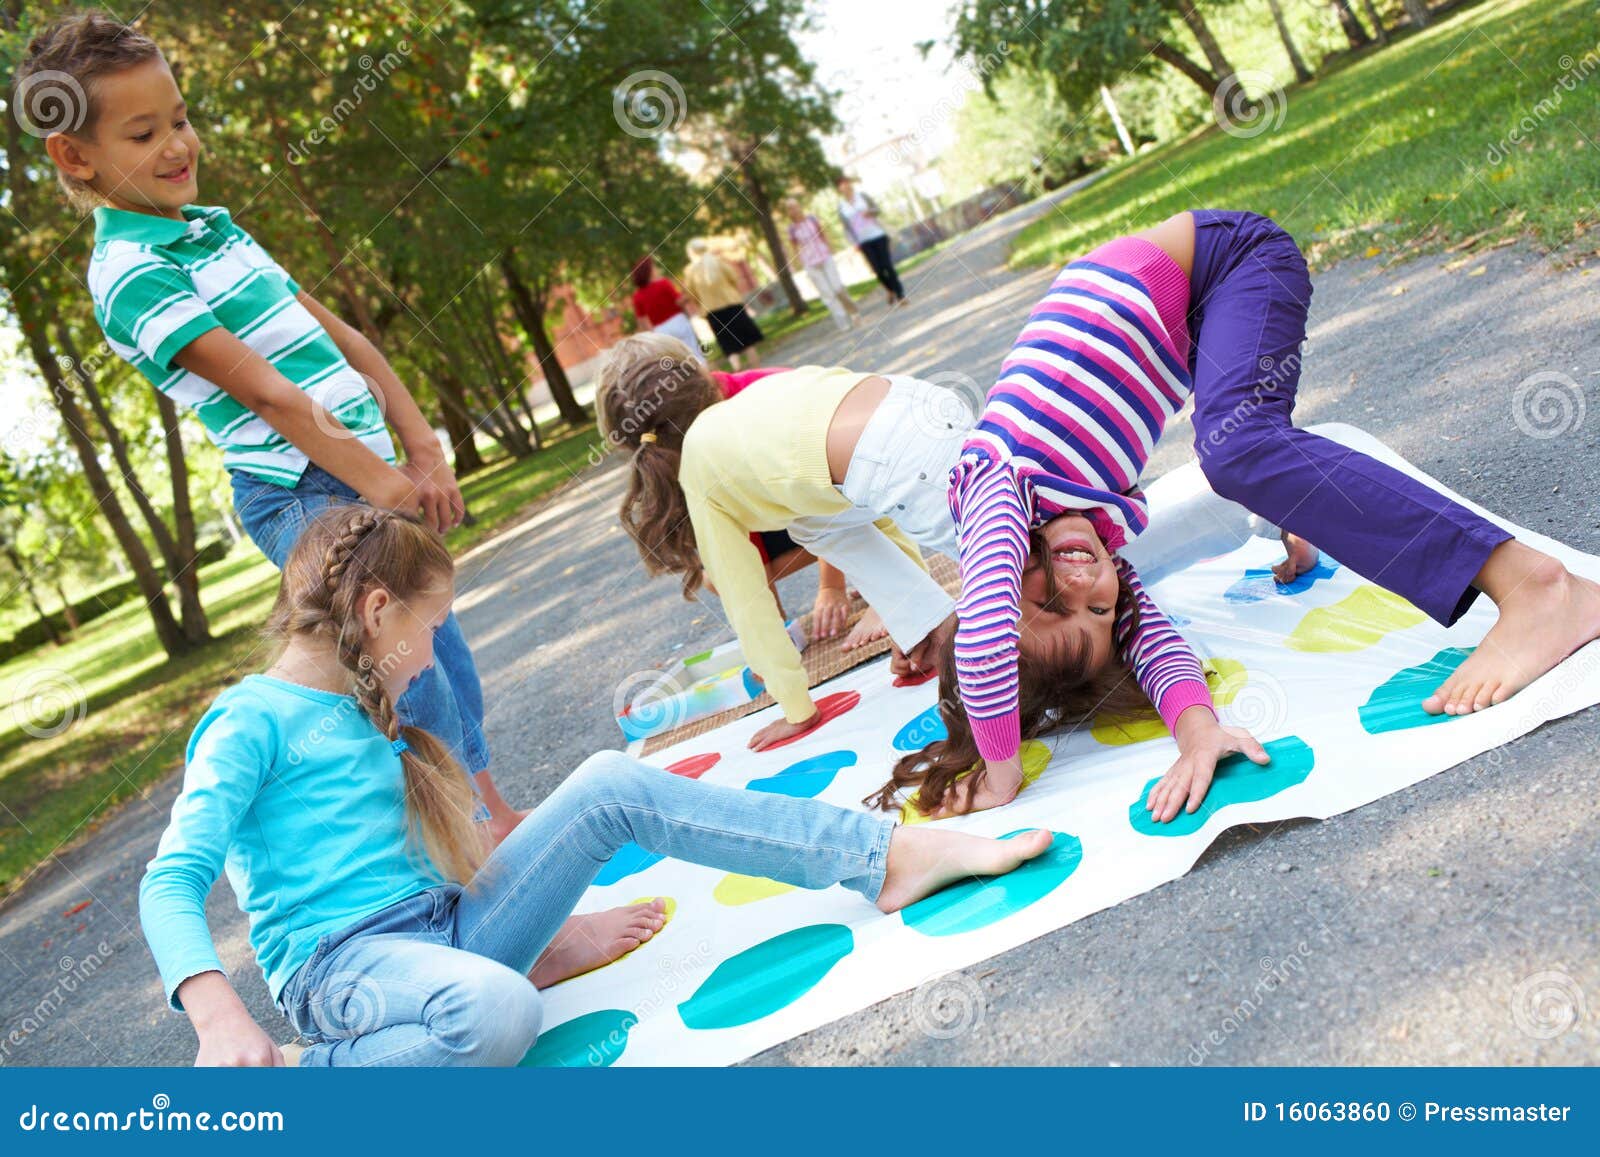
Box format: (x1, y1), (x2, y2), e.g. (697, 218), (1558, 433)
(836, 177), (906, 306)
(785, 198), (859, 331)
(629, 255), (706, 363)
(683, 238), (765, 370)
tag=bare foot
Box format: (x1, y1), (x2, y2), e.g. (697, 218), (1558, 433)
(483, 807), (530, 851)
(875, 826), (1053, 913)
(528, 901), (668, 988)
(841, 608), (888, 651)
(1272, 531), (1321, 584)
(1424, 546), (1600, 715)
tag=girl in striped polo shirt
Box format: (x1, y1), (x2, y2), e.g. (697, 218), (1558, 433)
(892, 210), (1600, 821)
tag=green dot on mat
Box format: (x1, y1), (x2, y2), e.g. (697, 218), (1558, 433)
(678, 923), (853, 1030)
(1358, 647), (1473, 734)
(519, 1008), (638, 1067)
(901, 830), (1082, 937)
(1128, 735), (1315, 837)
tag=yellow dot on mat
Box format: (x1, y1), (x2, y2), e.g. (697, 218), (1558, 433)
(626, 896), (677, 924)
(898, 739), (1051, 824)
(1285, 585), (1425, 653)
(712, 874), (796, 906)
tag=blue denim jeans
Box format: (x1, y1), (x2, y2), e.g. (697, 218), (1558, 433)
(280, 751), (895, 1066)
(230, 465), (491, 782)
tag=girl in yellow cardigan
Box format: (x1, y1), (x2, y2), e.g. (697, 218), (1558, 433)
(599, 334), (970, 750)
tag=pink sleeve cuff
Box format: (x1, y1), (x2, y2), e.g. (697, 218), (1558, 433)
(969, 711), (1021, 765)
(1155, 679), (1216, 733)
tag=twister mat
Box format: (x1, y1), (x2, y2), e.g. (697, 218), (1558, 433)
(526, 425), (1600, 1067)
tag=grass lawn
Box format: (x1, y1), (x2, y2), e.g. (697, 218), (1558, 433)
(1011, 0), (1600, 271)
(0, 423), (604, 892)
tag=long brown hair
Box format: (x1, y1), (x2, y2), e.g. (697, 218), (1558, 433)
(866, 531), (1154, 815)
(14, 11), (164, 211)
(266, 506), (483, 883)
(596, 333), (724, 598)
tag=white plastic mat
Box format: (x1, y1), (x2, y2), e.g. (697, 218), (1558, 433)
(527, 425), (1600, 1067)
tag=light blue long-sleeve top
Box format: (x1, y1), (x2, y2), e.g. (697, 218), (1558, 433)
(139, 675), (440, 1011)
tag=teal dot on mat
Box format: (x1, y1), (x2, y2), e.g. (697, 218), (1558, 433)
(519, 1008), (637, 1067)
(901, 830), (1082, 937)
(893, 704), (947, 751)
(1128, 735), (1316, 837)
(678, 923), (854, 1030)
(745, 750), (857, 799)
(593, 842), (663, 886)
(1358, 647), (1472, 734)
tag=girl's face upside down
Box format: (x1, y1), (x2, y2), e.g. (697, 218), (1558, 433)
(1017, 513), (1120, 671)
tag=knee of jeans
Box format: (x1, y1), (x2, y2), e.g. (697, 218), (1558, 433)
(431, 964), (542, 1066)
(564, 750), (656, 807)
(1195, 427), (1267, 502)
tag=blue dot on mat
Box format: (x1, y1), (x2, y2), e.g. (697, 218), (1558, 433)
(746, 750), (856, 799)
(519, 1008), (637, 1067)
(893, 704), (947, 751)
(901, 830), (1082, 937)
(593, 842), (663, 886)
(678, 924), (854, 1030)
(1358, 647), (1472, 734)
(1128, 735), (1315, 837)
(1224, 557), (1341, 604)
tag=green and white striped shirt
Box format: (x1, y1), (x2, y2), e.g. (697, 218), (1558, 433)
(88, 204), (395, 486)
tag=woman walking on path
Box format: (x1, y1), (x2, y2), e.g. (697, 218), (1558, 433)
(628, 256), (706, 364)
(837, 177), (906, 307)
(683, 238), (765, 370)
(784, 198), (859, 332)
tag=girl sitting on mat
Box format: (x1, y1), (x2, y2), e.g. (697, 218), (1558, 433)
(883, 209), (1600, 822)
(139, 505), (1050, 1066)
(598, 333), (977, 751)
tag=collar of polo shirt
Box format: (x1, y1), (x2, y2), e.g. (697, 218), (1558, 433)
(91, 203), (233, 247)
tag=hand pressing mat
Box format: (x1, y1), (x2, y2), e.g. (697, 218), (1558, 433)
(536, 425), (1600, 1067)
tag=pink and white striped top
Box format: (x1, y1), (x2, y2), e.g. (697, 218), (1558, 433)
(786, 214), (833, 267)
(948, 237), (1216, 763)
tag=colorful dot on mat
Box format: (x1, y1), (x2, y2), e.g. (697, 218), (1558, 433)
(593, 842), (664, 887)
(746, 750), (857, 798)
(713, 873), (797, 906)
(1090, 712), (1166, 746)
(900, 740), (1051, 825)
(519, 1008), (638, 1068)
(1358, 647), (1472, 734)
(1285, 586), (1425, 653)
(893, 668), (939, 688)
(892, 703), (947, 751)
(665, 752), (721, 779)
(762, 691), (862, 752)
(901, 830), (1083, 937)
(1128, 735), (1315, 837)
(678, 924), (854, 1030)
(1224, 558), (1341, 604)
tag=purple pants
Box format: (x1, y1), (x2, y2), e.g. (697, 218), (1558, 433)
(1185, 210), (1508, 625)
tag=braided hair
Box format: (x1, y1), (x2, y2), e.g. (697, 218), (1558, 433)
(266, 506), (483, 883)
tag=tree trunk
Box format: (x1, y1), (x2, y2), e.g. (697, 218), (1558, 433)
(1149, 41), (1223, 100)
(7, 544), (62, 645)
(1267, 0), (1314, 82)
(53, 577), (81, 632)
(15, 305), (188, 656)
(1329, 1), (1373, 48)
(738, 151), (805, 317)
(1358, 0), (1389, 44)
(1402, 0), (1431, 28)
(55, 330), (209, 642)
(501, 252), (587, 426)
(1099, 86), (1136, 155)
(437, 394), (485, 476)
(156, 392), (211, 644)
(1176, 0), (1242, 103)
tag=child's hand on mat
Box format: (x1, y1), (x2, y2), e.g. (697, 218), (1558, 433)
(811, 586), (851, 639)
(1146, 710), (1269, 823)
(749, 710), (821, 751)
(929, 755), (1024, 818)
